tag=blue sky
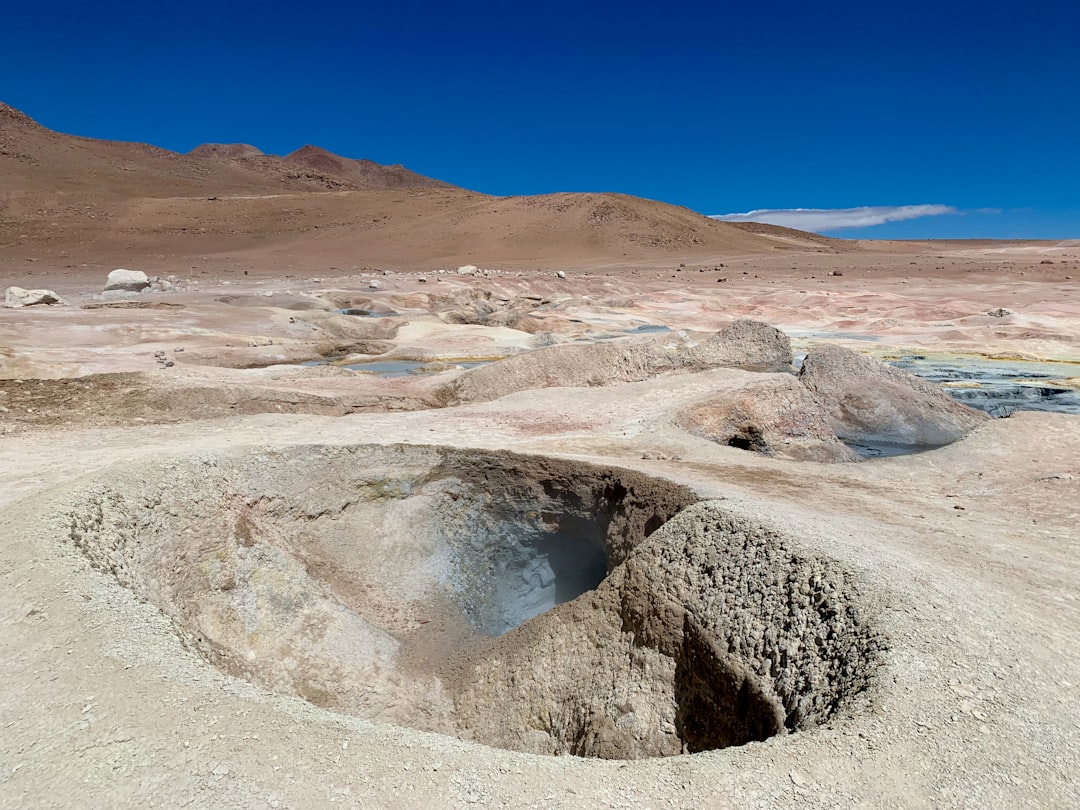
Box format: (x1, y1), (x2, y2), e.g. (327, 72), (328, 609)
(4, 0), (1078, 238)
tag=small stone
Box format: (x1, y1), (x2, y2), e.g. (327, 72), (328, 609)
(104, 269), (150, 292)
(4, 286), (62, 307)
(555, 271), (567, 279)
(456, 265), (478, 276)
(368, 280), (383, 290)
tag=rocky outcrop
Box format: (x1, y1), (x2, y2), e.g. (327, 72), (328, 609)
(104, 269), (150, 292)
(799, 345), (989, 447)
(4, 286), (62, 307)
(437, 319), (792, 405)
(678, 376), (857, 462)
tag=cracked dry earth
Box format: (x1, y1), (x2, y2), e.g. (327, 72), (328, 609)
(2, 260), (1080, 808)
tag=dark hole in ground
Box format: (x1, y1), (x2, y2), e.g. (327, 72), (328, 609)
(727, 425), (767, 453)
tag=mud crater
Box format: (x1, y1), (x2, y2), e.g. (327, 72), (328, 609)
(62, 444), (884, 758)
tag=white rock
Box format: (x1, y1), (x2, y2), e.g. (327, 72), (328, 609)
(555, 271), (567, 279)
(4, 287), (62, 307)
(368, 280), (383, 290)
(104, 269), (150, 292)
(457, 265), (478, 276)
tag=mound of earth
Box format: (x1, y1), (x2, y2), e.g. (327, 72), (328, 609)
(455, 500), (884, 757)
(678, 375), (857, 462)
(437, 320), (792, 405)
(799, 345), (990, 447)
(57, 444), (882, 759)
(680, 318), (793, 372)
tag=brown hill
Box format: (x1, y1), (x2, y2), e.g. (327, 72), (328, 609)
(0, 102), (838, 272)
(281, 145), (453, 191)
(188, 143), (265, 159)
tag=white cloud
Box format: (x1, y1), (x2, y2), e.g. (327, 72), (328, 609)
(710, 204), (958, 232)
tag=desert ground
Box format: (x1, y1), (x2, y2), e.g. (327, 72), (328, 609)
(2, 103), (1079, 808)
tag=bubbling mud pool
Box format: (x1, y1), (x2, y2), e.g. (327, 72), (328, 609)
(55, 444), (884, 758)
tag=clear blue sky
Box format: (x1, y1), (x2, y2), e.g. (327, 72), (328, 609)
(4, 0), (1078, 238)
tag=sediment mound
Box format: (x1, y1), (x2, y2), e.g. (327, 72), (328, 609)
(678, 375), (857, 462)
(437, 320), (792, 405)
(680, 318), (793, 373)
(799, 345), (989, 447)
(57, 444), (883, 759)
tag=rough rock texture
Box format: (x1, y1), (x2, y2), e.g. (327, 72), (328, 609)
(680, 319), (793, 372)
(453, 501), (884, 757)
(799, 345), (990, 446)
(3, 286), (62, 307)
(437, 319), (792, 405)
(56, 443), (881, 760)
(436, 289), (546, 334)
(60, 445), (712, 751)
(104, 268), (150, 292)
(678, 375), (858, 462)
(290, 310), (401, 342)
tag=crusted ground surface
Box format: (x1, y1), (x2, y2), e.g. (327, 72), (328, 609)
(2, 249), (1080, 807)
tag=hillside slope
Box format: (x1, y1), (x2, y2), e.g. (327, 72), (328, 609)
(0, 102), (837, 270)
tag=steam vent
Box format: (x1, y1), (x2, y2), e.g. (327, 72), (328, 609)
(61, 444), (884, 758)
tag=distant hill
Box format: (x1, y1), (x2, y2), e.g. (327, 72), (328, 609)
(0, 101), (837, 270)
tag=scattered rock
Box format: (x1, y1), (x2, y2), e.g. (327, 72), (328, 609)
(986, 308), (1012, 317)
(555, 271), (567, 279)
(457, 265), (478, 276)
(104, 269), (150, 292)
(798, 345), (989, 447)
(368, 280), (383, 290)
(4, 286), (62, 307)
(829, 270), (843, 277)
(147, 277), (176, 292)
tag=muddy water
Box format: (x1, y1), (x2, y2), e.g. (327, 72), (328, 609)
(791, 346), (1080, 457)
(884, 355), (1080, 418)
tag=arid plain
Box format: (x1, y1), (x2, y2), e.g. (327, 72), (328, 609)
(2, 103), (1079, 807)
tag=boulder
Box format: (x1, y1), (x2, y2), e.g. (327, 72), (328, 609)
(679, 376), (857, 462)
(798, 345), (989, 447)
(104, 269), (150, 292)
(456, 265), (479, 276)
(4, 286), (62, 308)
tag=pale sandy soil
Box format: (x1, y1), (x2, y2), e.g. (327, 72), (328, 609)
(2, 244), (1079, 808)
(3, 104), (1080, 807)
